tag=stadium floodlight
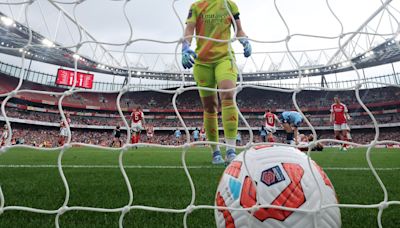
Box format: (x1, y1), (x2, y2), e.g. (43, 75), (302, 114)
(343, 61), (351, 67)
(1, 16), (14, 26)
(42, 38), (55, 47)
(72, 54), (80, 60)
(365, 51), (374, 57)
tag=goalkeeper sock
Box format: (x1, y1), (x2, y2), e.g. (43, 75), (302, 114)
(221, 99), (238, 147)
(204, 111), (219, 153)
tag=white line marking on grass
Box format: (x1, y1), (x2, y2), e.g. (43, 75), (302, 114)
(0, 164), (399, 171)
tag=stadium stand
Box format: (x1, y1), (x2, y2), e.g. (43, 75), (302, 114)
(1, 73), (399, 147)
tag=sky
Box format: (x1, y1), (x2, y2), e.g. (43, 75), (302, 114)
(0, 0), (399, 85)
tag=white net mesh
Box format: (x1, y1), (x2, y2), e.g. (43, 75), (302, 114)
(0, 0), (399, 227)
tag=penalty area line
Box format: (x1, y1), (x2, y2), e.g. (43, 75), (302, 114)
(0, 164), (399, 171)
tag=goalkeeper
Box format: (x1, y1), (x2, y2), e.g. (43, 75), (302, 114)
(183, 0), (251, 165)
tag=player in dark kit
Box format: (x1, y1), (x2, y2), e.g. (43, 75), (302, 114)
(111, 125), (122, 147)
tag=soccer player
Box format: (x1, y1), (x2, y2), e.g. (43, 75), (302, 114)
(200, 127), (206, 141)
(131, 106), (145, 144)
(259, 125), (267, 142)
(193, 127), (200, 142)
(183, 0), (251, 164)
(330, 95), (351, 151)
(264, 109), (280, 142)
(279, 111), (304, 145)
(174, 129), (182, 145)
(58, 113), (71, 146)
(146, 124), (154, 143)
(0, 124), (9, 147)
(298, 134), (324, 152)
(308, 134), (324, 151)
(236, 131), (242, 146)
(111, 125), (122, 147)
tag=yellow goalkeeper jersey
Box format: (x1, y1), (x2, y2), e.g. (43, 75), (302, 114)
(186, 0), (239, 63)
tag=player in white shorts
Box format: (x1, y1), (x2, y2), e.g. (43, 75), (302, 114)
(330, 96), (351, 151)
(131, 106), (145, 144)
(58, 113), (71, 146)
(264, 109), (280, 142)
(200, 127), (206, 141)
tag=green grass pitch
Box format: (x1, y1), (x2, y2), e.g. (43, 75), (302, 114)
(0, 146), (399, 227)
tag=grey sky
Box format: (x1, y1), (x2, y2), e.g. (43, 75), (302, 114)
(0, 0), (399, 84)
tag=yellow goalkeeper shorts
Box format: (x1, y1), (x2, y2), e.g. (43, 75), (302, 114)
(193, 58), (238, 97)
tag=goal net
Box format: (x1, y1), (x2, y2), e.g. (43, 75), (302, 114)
(0, 0), (399, 227)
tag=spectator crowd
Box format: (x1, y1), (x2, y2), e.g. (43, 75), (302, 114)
(3, 126), (400, 148)
(1, 84), (399, 148)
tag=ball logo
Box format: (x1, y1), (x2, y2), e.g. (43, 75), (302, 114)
(261, 165), (285, 186)
(263, 171), (276, 186)
(240, 163), (306, 222)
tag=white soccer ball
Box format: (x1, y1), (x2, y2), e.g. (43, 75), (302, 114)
(214, 145), (341, 228)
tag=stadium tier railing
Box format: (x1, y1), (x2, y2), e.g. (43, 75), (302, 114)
(0, 60), (399, 91)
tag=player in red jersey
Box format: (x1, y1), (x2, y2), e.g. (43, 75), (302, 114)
(58, 113), (71, 146)
(0, 124), (9, 147)
(146, 124), (154, 143)
(130, 106), (145, 144)
(200, 127), (206, 142)
(330, 96), (351, 151)
(298, 134), (324, 152)
(263, 109), (280, 142)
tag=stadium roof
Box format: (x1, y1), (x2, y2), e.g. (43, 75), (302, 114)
(1, 11), (400, 82)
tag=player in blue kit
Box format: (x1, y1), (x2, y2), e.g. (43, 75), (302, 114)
(174, 129), (182, 145)
(193, 128), (200, 141)
(279, 111), (304, 145)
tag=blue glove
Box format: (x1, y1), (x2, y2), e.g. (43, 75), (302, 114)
(182, 41), (197, 69)
(239, 37), (252, 58)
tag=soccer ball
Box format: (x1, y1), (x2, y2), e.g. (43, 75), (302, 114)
(214, 146), (341, 228)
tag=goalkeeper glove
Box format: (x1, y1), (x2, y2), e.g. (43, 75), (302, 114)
(239, 37), (252, 58)
(182, 40), (197, 69)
